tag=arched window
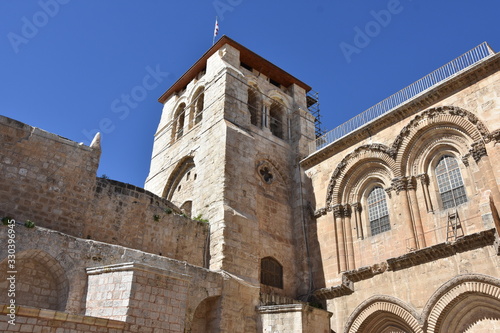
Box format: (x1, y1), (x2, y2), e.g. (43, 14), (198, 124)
(247, 87), (260, 127)
(193, 88), (204, 125)
(269, 101), (284, 139)
(367, 186), (390, 236)
(435, 155), (467, 209)
(173, 103), (186, 140)
(260, 257), (283, 289)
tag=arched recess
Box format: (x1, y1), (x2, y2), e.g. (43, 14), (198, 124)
(345, 296), (423, 333)
(0, 249), (69, 311)
(171, 102), (187, 142)
(247, 85), (262, 127)
(394, 106), (491, 177)
(269, 99), (286, 139)
(423, 274), (500, 333)
(190, 296), (221, 333)
(191, 86), (205, 126)
(163, 156), (196, 212)
(326, 144), (397, 207)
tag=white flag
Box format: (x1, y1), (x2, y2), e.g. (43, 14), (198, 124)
(213, 18), (219, 37)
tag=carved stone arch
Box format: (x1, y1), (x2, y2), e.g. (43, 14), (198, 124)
(339, 160), (393, 205)
(393, 106), (491, 175)
(189, 296), (222, 333)
(344, 295), (423, 333)
(422, 274), (500, 333)
(326, 144), (396, 207)
(399, 123), (476, 177)
(0, 249), (69, 311)
(408, 131), (471, 176)
(163, 156), (195, 201)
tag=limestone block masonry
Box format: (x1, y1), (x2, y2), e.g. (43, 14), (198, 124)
(1, 36), (500, 332)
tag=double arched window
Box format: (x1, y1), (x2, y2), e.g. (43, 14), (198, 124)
(435, 155), (467, 209)
(367, 186), (391, 236)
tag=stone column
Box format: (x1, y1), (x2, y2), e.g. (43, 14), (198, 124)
(352, 202), (363, 239)
(343, 204), (355, 271)
(407, 176), (426, 248)
(333, 204), (347, 272)
(417, 173), (433, 212)
(392, 177), (418, 251)
(471, 141), (500, 234)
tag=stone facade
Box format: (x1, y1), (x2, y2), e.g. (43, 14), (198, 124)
(1, 36), (500, 332)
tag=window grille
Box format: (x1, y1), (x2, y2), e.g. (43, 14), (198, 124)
(435, 155), (467, 209)
(261, 257), (283, 289)
(367, 186), (391, 236)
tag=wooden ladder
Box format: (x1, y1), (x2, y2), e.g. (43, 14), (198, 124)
(446, 210), (463, 242)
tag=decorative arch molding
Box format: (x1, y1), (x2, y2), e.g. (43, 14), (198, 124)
(163, 155), (195, 201)
(344, 295), (423, 333)
(392, 106), (490, 157)
(338, 161), (393, 205)
(422, 274), (500, 333)
(326, 144), (396, 207)
(408, 132), (471, 176)
(324, 106), (493, 208)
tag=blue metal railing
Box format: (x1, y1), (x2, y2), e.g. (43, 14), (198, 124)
(310, 42), (495, 154)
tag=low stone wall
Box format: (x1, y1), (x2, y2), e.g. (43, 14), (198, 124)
(0, 115), (208, 265)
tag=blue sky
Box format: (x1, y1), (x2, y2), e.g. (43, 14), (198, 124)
(2, 0), (500, 187)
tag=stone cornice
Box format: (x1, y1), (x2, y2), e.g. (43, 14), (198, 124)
(313, 229), (496, 300)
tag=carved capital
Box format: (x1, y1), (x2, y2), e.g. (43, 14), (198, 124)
(416, 173), (429, 186)
(314, 208), (327, 218)
(391, 177), (407, 194)
(332, 204), (344, 218)
(343, 204), (352, 218)
(470, 141), (487, 162)
(351, 202), (362, 213)
(384, 187), (393, 199)
(407, 176), (417, 191)
(461, 154), (470, 167)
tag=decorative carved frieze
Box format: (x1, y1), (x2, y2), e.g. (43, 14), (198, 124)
(314, 207), (327, 218)
(313, 275), (354, 300)
(470, 141), (488, 162)
(391, 177), (408, 194)
(387, 229), (496, 271)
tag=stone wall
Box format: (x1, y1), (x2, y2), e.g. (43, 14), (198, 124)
(0, 115), (209, 266)
(302, 54), (500, 288)
(0, 226), (223, 332)
(258, 304), (332, 333)
(0, 115), (100, 236)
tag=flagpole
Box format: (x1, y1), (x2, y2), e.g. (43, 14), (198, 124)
(213, 16), (218, 45)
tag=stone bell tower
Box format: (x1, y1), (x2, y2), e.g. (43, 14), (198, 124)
(145, 36), (316, 330)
